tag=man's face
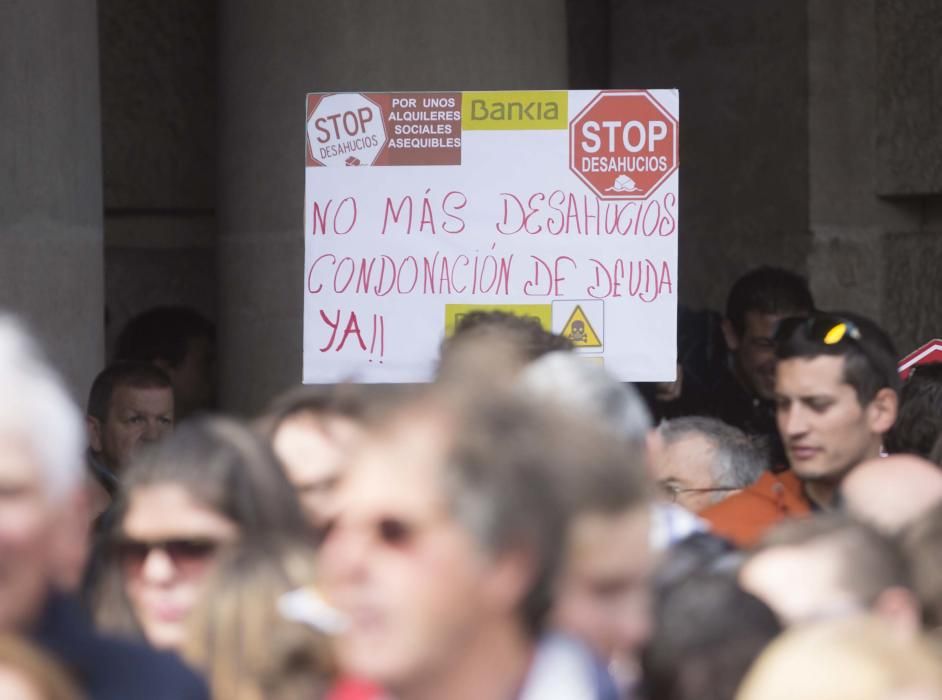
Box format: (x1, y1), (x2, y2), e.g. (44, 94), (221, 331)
(89, 385), (173, 472)
(726, 311), (791, 400)
(651, 433), (729, 513)
(553, 507), (653, 666)
(272, 413), (363, 528)
(0, 435), (58, 631)
(775, 355), (880, 484)
(319, 417), (512, 690)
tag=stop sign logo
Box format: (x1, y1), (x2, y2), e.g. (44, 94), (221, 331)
(569, 91), (678, 200)
(307, 93), (387, 167)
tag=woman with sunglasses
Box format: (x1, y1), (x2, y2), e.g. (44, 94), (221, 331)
(90, 417), (310, 651)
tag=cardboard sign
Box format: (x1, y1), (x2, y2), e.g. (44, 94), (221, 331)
(303, 90), (679, 383)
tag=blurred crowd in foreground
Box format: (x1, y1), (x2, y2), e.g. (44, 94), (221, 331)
(4, 266), (942, 699)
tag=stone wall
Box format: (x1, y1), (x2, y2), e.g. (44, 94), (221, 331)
(98, 0), (217, 356)
(93, 0), (942, 404)
(0, 0), (104, 400)
(808, 0), (942, 354)
(605, 0), (811, 312)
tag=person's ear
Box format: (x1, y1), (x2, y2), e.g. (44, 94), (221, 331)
(721, 319), (741, 352)
(866, 387), (899, 435)
(482, 548), (536, 617)
(86, 415), (103, 453)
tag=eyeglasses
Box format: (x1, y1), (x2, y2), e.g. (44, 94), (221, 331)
(772, 314), (863, 346)
(115, 537), (222, 579)
(659, 482), (740, 503)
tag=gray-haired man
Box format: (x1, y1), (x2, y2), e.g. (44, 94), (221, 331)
(653, 416), (768, 513)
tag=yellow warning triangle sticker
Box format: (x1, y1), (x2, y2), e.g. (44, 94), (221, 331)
(561, 305), (602, 347)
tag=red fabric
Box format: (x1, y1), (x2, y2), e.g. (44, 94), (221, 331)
(326, 678), (385, 700)
(699, 469), (812, 548)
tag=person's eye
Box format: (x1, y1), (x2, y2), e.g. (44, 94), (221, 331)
(378, 517), (413, 547)
(808, 399), (833, 414)
(159, 416), (173, 425)
(127, 415), (145, 424)
(0, 484), (29, 500)
(318, 517), (339, 545)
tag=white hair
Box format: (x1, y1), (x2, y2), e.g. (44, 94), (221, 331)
(658, 415), (768, 490)
(0, 315), (84, 501)
(516, 351), (652, 441)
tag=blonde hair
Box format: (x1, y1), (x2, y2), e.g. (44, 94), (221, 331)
(0, 634), (82, 699)
(736, 616), (942, 700)
(182, 542), (334, 700)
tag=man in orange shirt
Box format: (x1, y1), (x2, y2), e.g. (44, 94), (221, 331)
(700, 312), (900, 547)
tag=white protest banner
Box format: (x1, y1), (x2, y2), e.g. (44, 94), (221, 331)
(303, 90), (678, 383)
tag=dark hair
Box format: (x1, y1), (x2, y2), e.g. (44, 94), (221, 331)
(652, 532), (742, 591)
(86, 361), (172, 421)
(931, 433), (942, 467)
(92, 417), (310, 637)
(117, 417), (308, 539)
(774, 311), (902, 405)
(886, 364), (942, 457)
(642, 572), (781, 700)
(439, 310), (572, 370)
(114, 306), (215, 368)
(756, 515), (910, 608)
(725, 266), (814, 335)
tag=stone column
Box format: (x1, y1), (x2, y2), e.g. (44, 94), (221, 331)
(218, 0), (568, 413)
(807, 0), (942, 352)
(0, 0), (105, 399)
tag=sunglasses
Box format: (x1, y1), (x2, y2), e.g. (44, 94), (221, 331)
(115, 537), (223, 579)
(772, 314), (863, 346)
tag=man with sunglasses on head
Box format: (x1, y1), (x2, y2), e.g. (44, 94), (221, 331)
(700, 311), (900, 548)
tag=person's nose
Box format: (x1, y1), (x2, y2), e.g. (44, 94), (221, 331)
(140, 547), (176, 585)
(780, 403), (809, 438)
(321, 525), (371, 585)
(141, 419), (162, 442)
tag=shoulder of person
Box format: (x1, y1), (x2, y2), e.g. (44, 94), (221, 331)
(699, 471), (809, 548)
(34, 593), (209, 700)
(86, 635), (209, 700)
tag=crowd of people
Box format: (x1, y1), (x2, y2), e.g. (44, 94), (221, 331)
(2, 265), (942, 699)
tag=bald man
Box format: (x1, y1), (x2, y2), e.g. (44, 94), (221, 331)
(840, 455), (942, 534)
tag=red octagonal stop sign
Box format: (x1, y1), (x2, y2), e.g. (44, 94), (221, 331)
(569, 91), (678, 200)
